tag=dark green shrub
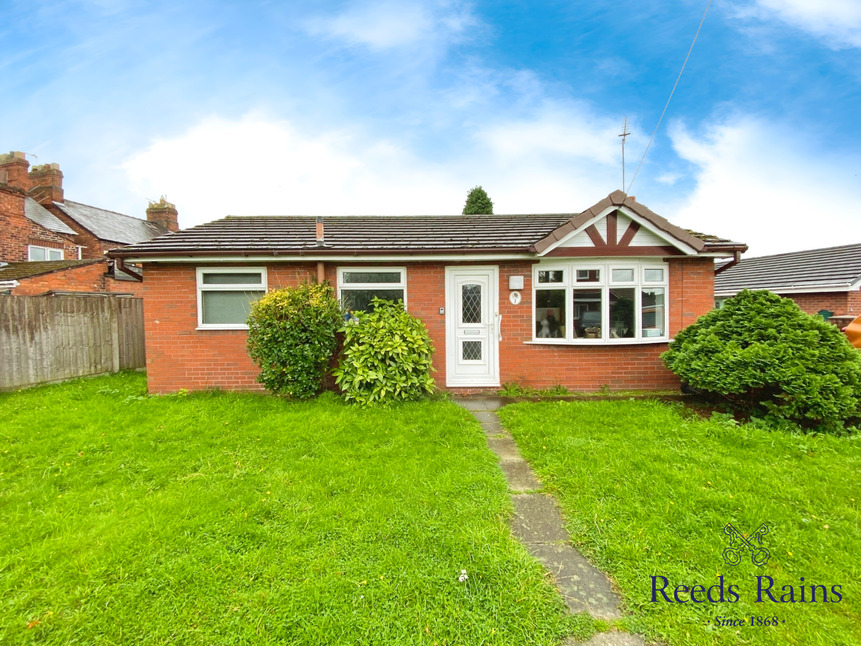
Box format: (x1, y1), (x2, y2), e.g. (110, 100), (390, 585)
(334, 298), (436, 406)
(662, 289), (861, 432)
(246, 283), (342, 397)
(462, 185), (494, 215)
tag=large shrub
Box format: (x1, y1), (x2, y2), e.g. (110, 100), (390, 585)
(462, 185), (494, 215)
(662, 289), (861, 432)
(246, 283), (342, 397)
(334, 299), (436, 406)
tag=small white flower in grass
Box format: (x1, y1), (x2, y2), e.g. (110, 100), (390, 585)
(458, 569), (469, 583)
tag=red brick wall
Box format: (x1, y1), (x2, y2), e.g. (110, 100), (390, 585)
(144, 258), (717, 394)
(11, 261), (108, 295)
(0, 184), (79, 262)
(777, 291), (861, 317)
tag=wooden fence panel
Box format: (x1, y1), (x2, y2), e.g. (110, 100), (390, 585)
(0, 295), (145, 390)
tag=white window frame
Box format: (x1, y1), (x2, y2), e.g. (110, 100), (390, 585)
(337, 267), (407, 311)
(28, 245), (64, 261)
(196, 267), (267, 330)
(531, 260), (669, 345)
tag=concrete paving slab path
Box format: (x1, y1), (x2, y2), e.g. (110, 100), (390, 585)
(455, 396), (650, 646)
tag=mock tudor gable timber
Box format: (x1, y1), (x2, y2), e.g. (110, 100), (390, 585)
(532, 191), (706, 258)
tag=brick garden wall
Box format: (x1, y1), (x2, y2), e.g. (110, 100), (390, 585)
(144, 258), (717, 394)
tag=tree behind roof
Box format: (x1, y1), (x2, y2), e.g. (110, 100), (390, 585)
(462, 186), (494, 215)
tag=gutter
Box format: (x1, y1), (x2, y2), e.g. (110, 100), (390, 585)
(714, 250), (741, 275)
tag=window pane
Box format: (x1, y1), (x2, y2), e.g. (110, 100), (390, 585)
(535, 289), (566, 338)
(611, 268), (634, 283)
(29, 247), (46, 261)
(642, 288), (665, 337)
(573, 289), (602, 338)
(462, 340), (482, 361)
(575, 269), (600, 283)
(538, 270), (563, 284)
(202, 272), (262, 285)
(609, 288), (635, 338)
(341, 288), (404, 313)
(202, 290), (263, 324)
(461, 284), (482, 323)
(342, 271), (402, 284)
(48, 248), (63, 260)
(644, 268), (664, 282)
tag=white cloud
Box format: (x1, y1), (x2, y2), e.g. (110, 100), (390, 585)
(122, 108), (630, 228)
(477, 103), (625, 167)
(304, 0), (479, 50)
(733, 0), (861, 49)
(668, 116), (860, 256)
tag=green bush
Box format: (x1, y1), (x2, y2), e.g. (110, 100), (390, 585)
(246, 283), (342, 397)
(334, 298), (436, 406)
(662, 289), (861, 432)
(462, 185), (494, 215)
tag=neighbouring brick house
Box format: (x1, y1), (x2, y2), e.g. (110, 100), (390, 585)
(0, 151), (179, 296)
(715, 244), (861, 320)
(110, 191), (746, 394)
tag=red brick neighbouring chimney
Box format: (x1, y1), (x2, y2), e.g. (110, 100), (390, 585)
(0, 151), (31, 191)
(146, 197), (179, 233)
(29, 162), (64, 205)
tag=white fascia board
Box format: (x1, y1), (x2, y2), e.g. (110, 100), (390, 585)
(538, 205), (699, 257)
(121, 253), (534, 264)
(0, 280), (19, 289)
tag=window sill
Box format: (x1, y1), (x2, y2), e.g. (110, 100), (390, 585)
(525, 338), (671, 346)
(196, 325), (250, 331)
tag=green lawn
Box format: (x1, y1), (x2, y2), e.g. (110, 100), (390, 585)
(0, 373), (591, 645)
(498, 400), (860, 646)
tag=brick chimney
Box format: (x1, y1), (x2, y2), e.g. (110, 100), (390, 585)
(146, 197), (179, 233)
(29, 162), (64, 205)
(0, 151), (31, 190)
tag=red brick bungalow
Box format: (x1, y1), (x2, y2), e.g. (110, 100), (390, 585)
(109, 191), (746, 394)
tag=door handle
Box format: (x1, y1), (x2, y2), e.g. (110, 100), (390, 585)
(497, 314), (502, 341)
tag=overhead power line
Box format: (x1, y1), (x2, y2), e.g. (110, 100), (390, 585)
(626, 0), (712, 195)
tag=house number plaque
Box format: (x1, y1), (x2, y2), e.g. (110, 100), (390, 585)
(509, 291), (521, 305)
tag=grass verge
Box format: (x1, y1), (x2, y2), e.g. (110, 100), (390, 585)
(0, 373), (592, 645)
(498, 400), (860, 646)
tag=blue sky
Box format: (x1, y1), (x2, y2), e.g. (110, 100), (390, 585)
(3, 0), (860, 255)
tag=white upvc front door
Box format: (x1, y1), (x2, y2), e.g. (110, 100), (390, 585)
(445, 266), (500, 387)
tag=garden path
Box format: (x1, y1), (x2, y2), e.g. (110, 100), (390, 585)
(456, 397), (650, 646)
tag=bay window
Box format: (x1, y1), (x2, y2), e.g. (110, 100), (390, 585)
(533, 262), (668, 343)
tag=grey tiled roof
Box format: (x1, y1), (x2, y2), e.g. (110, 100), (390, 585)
(54, 200), (166, 245)
(715, 243), (861, 295)
(112, 214), (576, 256)
(24, 198), (77, 235)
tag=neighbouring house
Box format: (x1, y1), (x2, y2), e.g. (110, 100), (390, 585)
(0, 151), (178, 296)
(715, 243), (861, 320)
(109, 191), (746, 394)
